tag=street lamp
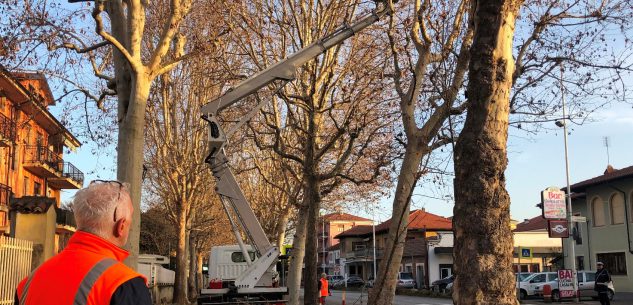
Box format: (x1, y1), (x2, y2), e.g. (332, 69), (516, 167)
(558, 63), (579, 303)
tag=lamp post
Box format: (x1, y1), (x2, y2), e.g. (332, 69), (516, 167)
(372, 204), (377, 281)
(558, 63), (579, 303)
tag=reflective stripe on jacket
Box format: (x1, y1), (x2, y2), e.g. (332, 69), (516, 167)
(16, 231), (146, 305)
(319, 278), (329, 297)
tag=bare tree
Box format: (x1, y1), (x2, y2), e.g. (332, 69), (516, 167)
(452, 0), (524, 304)
(219, 1), (396, 304)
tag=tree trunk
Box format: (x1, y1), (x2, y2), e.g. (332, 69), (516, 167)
(287, 204), (308, 305)
(173, 200), (189, 305)
(188, 235), (198, 301)
(276, 208), (291, 251)
(119, 70), (150, 270)
(196, 252), (204, 294)
(302, 176), (321, 305)
(367, 142), (424, 305)
(452, 1), (523, 304)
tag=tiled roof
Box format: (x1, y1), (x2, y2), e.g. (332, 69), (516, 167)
(323, 212), (372, 222)
(513, 215), (548, 232)
(570, 165), (633, 192)
(335, 209), (452, 239)
(375, 209), (452, 233)
(9, 196), (56, 214)
(334, 225), (373, 238)
(326, 243), (341, 251)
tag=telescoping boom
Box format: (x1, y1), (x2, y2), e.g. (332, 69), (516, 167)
(199, 1), (392, 302)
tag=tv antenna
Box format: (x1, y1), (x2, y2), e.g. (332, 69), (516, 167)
(603, 136), (611, 165)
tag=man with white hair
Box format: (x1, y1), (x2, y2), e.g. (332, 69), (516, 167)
(14, 180), (152, 305)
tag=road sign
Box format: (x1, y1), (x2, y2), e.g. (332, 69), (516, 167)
(541, 188), (567, 219)
(558, 269), (576, 298)
(520, 247), (532, 258)
(571, 215), (586, 223)
(548, 220), (570, 238)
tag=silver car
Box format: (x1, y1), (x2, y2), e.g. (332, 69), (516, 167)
(396, 272), (416, 289)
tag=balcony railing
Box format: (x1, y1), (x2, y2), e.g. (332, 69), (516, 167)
(24, 145), (62, 170)
(58, 162), (85, 186)
(56, 208), (76, 228)
(0, 112), (16, 143)
(0, 183), (11, 206)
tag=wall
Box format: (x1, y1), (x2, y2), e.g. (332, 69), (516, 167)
(427, 231), (453, 284)
(12, 208), (56, 266)
(565, 179), (633, 293)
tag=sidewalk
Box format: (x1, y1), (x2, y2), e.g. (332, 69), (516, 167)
(529, 292), (633, 305)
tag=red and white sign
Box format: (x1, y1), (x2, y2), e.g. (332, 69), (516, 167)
(542, 188), (567, 219)
(558, 269), (576, 298)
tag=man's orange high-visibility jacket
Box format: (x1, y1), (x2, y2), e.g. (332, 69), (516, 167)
(16, 231), (147, 305)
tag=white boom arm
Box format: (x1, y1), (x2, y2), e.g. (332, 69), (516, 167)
(201, 2), (391, 290)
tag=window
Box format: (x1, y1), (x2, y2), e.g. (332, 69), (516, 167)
(592, 197), (606, 227)
(439, 264), (453, 278)
(577, 272), (584, 283)
(338, 225), (345, 232)
(610, 193), (625, 224)
(23, 177), (29, 195)
(231, 251), (256, 263)
(573, 213), (583, 244)
(585, 272), (595, 282)
(547, 273), (558, 282)
(352, 242), (366, 251)
(530, 264), (540, 273)
(531, 274), (546, 283)
(577, 256), (584, 271)
(34, 182), (41, 196)
(597, 252), (627, 275)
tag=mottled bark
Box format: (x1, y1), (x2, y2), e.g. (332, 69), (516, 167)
(452, 0), (523, 304)
(287, 204), (308, 305)
(302, 176), (321, 305)
(368, 142), (424, 305)
(118, 73), (149, 268)
(173, 200), (189, 304)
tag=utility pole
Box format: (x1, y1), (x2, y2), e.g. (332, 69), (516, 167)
(560, 63), (579, 303)
(372, 204), (377, 280)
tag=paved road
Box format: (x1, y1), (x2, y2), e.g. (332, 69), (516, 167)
(308, 290), (633, 305)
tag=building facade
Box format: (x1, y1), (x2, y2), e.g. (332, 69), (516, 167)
(512, 216), (562, 273)
(562, 165), (633, 292)
(0, 66), (83, 266)
(317, 212), (373, 274)
(335, 209), (452, 288)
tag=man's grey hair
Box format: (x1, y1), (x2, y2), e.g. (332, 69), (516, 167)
(72, 181), (131, 236)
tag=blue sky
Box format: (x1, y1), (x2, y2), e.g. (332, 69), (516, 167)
(360, 102), (633, 224)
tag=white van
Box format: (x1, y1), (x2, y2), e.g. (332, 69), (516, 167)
(517, 272), (558, 299)
(533, 270), (615, 301)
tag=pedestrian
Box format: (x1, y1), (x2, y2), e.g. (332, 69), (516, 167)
(595, 261), (612, 305)
(14, 180), (152, 305)
(318, 273), (329, 305)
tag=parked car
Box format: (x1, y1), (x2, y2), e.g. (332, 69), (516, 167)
(532, 270), (615, 301)
(327, 275), (344, 288)
(334, 276), (365, 288)
(366, 277), (374, 288)
(516, 272), (558, 300)
(431, 275), (454, 292)
(396, 272), (416, 289)
(445, 282), (453, 293)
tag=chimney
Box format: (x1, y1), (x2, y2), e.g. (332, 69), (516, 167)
(604, 165), (616, 175)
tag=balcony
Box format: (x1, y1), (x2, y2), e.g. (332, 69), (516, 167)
(0, 183), (11, 206)
(48, 162), (84, 189)
(0, 112), (16, 147)
(345, 248), (384, 261)
(56, 208), (76, 233)
(23, 145), (62, 178)
(23, 145), (84, 188)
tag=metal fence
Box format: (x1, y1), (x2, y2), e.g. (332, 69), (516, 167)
(0, 236), (33, 305)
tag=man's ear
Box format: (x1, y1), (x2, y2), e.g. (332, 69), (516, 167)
(113, 218), (127, 237)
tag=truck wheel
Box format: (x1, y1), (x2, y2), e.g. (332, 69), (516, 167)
(551, 290), (560, 302)
(608, 289), (614, 301)
(519, 289), (527, 300)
